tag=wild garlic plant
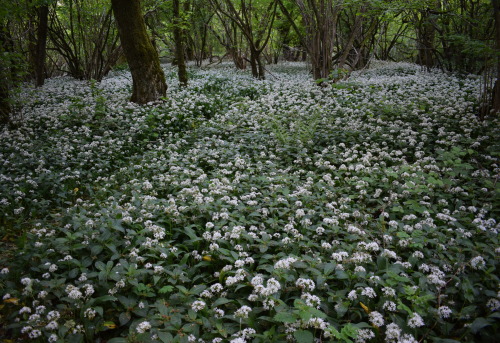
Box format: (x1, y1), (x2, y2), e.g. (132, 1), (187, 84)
(0, 61), (498, 342)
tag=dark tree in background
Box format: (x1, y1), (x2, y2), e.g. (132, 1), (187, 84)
(210, 0), (278, 80)
(34, 4), (49, 87)
(0, 24), (12, 125)
(48, 0), (122, 81)
(493, 0), (500, 113)
(279, 0), (342, 80)
(173, 0), (188, 86)
(111, 0), (167, 103)
(0, 0), (498, 113)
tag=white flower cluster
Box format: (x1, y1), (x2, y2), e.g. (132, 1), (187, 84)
(0, 60), (496, 343)
(295, 278), (315, 292)
(191, 300), (206, 312)
(251, 276), (281, 297)
(234, 305), (252, 319)
(226, 269), (247, 286)
(136, 321), (151, 333)
(274, 256), (298, 269)
(65, 284), (83, 300)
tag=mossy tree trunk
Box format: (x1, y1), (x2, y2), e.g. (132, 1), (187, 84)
(111, 0), (167, 103)
(173, 0), (188, 86)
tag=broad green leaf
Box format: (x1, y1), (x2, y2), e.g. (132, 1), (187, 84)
(470, 317), (491, 334)
(294, 330), (313, 343)
(273, 311), (296, 323)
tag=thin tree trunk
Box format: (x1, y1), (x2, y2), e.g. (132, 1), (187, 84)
(279, 0), (340, 81)
(35, 5), (49, 87)
(338, 14), (363, 70)
(0, 77), (10, 125)
(173, 0), (188, 86)
(0, 23), (12, 125)
(493, 0), (500, 113)
(249, 48), (259, 79)
(0, 87), (9, 125)
(111, 0), (167, 103)
(257, 55), (265, 79)
(416, 6), (437, 70)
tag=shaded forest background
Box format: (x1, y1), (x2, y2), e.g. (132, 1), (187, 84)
(1, 0), (499, 119)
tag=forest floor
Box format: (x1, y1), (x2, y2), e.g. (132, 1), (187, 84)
(0, 61), (499, 342)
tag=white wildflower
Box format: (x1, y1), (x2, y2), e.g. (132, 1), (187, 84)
(136, 321), (152, 333)
(191, 300), (206, 312)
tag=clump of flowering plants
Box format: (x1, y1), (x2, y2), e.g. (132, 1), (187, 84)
(0, 61), (499, 342)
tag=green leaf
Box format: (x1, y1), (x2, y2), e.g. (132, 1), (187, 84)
(93, 295), (117, 304)
(118, 311), (131, 325)
(106, 338), (127, 343)
(190, 284), (207, 295)
(323, 262), (336, 274)
(307, 307), (327, 319)
(158, 332), (174, 342)
(176, 285), (189, 294)
(95, 261), (106, 271)
(90, 244), (103, 256)
(294, 330), (314, 343)
(68, 268), (79, 279)
(377, 256), (388, 270)
(292, 261), (308, 269)
(273, 311), (297, 323)
(335, 270), (349, 279)
(470, 317), (491, 334)
(94, 306), (103, 317)
(159, 285), (174, 294)
(397, 300), (412, 315)
(212, 298), (231, 307)
(118, 296), (136, 308)
(188, 309), (197, 320)
(67, 333), (84, 343)
(298, 310), (312, 321)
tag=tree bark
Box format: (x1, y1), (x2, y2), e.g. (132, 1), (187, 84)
(173, 0), (188, 86)
(0, 23), (12, 125)
(337, 11), (364, 71)
(493, 0), (500, 113)
(35, 5), (49, 87)
(417, 9), (436, 70)
(249, 48), (259, 78)
(278, 0), (340, 80)
(209, 0), (276, 80)
(111, 0), (167, 103)
(249, 47), (265, 79)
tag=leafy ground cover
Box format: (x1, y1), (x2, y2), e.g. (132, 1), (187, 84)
(0, 62), (499, 343)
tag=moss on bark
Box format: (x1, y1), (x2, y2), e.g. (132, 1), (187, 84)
(111, 0), (167, 104)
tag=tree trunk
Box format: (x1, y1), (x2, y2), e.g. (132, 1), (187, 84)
(0, 23), (12, 125)
(257, 54), (265, 79)
(173, 0), (188, 86)
(111, 0), (167, 103)
(35, 5), (49, 87)
(493, 0), (500, 113)
(278, 0), (340, 81)
(416, 8), (437, 70)
(0, 82), (9, 125)
(210, 0), (276, 80)
(337, 13), (364, 71)
(249, 48), (259, 79)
